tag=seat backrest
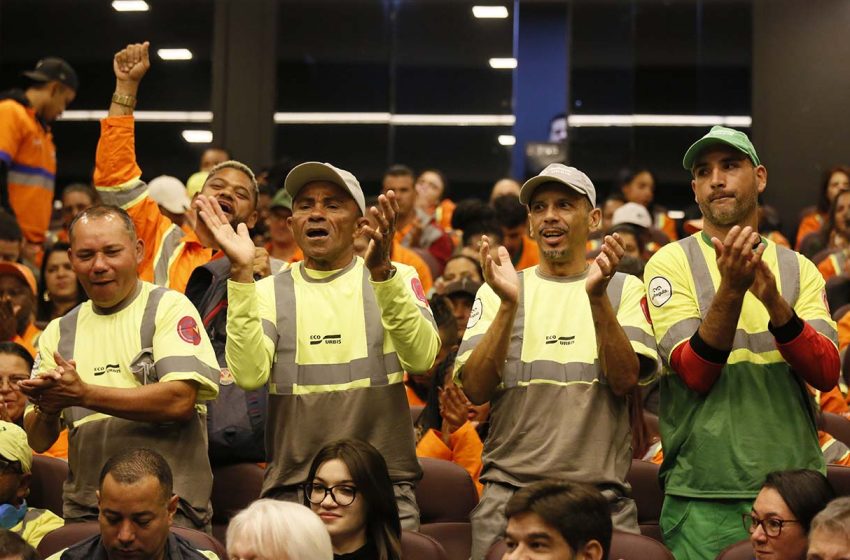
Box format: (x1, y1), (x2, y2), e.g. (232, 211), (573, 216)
(824, 412), (850, 448)
(30, 455), (69, 517)
(401, 530), (449, 560)
(410, 404), (425, 426)
(211, 462), (264, 544)
(37, 521), (228, 558)
(486, 531), (674, 560)
(625, 459), (663, 523)
(416, 457), (479, 523)
(828, 464), (850, 497)
(715, 539), (755, 560)
(419, 522), (472, 560)
(643, 412), (660, 439)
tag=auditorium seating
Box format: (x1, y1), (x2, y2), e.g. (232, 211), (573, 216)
(30, 455), (69, 517)
(824, 412), (850, 448)
(626, 459), (664, 542)
(715, 539), (754, 560)
(402, 530), (449, 560)
(36, 522), (227, 558)
(210, 462), (265, 544)
(416, 457), (479, 560)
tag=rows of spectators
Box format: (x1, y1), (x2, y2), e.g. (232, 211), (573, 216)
(1, 41), (850, 560)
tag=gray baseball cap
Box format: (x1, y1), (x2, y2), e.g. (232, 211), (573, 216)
(284, 162), (366, 215)
(519, 163), (596, 207)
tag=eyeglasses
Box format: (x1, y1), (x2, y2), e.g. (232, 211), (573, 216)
(304, 483), (357, 506)
(0, 457), (22, 475)
(743, 513), (800, 537)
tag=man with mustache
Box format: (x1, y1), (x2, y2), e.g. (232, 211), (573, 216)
(643, 126), (840, 559)
(454, 164), (659, 559)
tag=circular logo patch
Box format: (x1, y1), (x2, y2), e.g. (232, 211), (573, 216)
(177, 316), (202, 346)
(411, 277), (429, 305)
(219, 368), (235, 386)
(467, 298), (483, 329)
(648, 276), (673, 308)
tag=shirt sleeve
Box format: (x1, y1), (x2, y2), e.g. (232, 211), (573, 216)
(0, 102), (24, 163)
(153, 291), (220, 401)
(796, 254), (838, 344)
(452, 283), (501, 387)
(618, 274), (660, 383)
(225, 278), (277, 390)
(94, 115), (173, 282)
(644, 244), (701, 366)
(371, 263), (440, 375)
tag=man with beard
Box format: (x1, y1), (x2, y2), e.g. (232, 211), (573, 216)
(454, 164), (658, 559)
(94, 42), (264, 293)
(643, 126), (840, 559)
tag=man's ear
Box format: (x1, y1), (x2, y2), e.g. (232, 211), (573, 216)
(135, 238), (145, 265)
(755, 164), (768, 195)
(355, 216), (370, 239)
(16, 473), (31, 501)
(166, 494), (179, 522)
(691, 179), (698, 203)
(578, 539), (604, 560)
(588, 207), (602, 231)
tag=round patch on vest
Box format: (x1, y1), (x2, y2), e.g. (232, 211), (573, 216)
(648, 276), (673, 307)
(467, 298), (483, 329)
(219, 368), (235, 386)
(177, 316), (202, 346)
(411, 277), (428, 305)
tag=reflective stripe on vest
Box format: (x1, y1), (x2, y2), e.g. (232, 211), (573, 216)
(500, 270), (630, 389)
(269, 262), (401, 395)
(56, 286), (167, 426)
(153, 225), (186, 286)
(671, 236), (800, 357)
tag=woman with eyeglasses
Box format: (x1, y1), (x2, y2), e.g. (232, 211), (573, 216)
(745, 469), (835, 560)
(304, 439), (401, 560)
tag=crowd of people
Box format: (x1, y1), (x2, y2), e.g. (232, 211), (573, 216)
(0, 40), (849, 560)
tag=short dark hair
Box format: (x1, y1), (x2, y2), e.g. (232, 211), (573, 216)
(0, 212), (22, 243)
(306, 440), (401, 560)
(68, 205), (137, 245)
(763, 470), (835, 534)
(506, 480), (612, 560)
(0, 528), (38, 560)
(99, 448), (174, 502)
(430, 294), (459, 347)
(462, 220), (503, 247)
(451, 199), (495, 231)
(383, 164), (415, 182)
(0, 342), (34, 372)
(493, 194), (529, 229)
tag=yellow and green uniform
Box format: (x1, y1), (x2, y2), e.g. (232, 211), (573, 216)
(454, 267), (658, 559)
(644, 233), (836, 559)
(225, 257), (439, 497)
(11, 507), (64, 548)
(29, 282), (220, 528)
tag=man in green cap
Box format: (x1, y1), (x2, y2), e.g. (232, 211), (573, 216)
(643, 126), (840, 559)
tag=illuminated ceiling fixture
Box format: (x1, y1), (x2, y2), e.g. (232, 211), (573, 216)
(111, 1), (150, 12)
(473, 6), (509, 18)
(489, 58), (517, 69)
(182, 130), (213, 143)
(158, 49), (193, 61)
(498, 135), (516, 146)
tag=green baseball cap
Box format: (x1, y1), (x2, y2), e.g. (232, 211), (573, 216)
(682, 125), (761, 170)
(270, 188), (292, 211)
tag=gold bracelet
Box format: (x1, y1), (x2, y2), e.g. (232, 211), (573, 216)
(111, 92), (137, 109)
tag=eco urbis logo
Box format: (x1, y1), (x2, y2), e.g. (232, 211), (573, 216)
(94, 364), (121, 376)
(545, 335), (575, 346)
(310, 334), (342, 345)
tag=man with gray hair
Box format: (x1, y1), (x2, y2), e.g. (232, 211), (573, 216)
(20, 205), (220, 530)
(93, 41), (268, 293)
(808, 497), (850, 560)
(454, 163), (658, 558)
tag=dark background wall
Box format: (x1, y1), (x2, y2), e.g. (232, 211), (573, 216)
(752, 0), (850, 234)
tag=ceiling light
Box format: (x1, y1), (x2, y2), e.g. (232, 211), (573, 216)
(473, 6), (509, 18)
(158, 49), (193, 61)
(182, 130), (213, 143)
(498, 135), (516, 146)
(489, 58), (517, 69)
(112, 1), (149, 12)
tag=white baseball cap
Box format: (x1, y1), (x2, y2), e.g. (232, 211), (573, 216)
(148, 175), (190, 214)
(284, 162), (366, 215)
(612, 202), (652, 229)
(519, 163), (596, 207)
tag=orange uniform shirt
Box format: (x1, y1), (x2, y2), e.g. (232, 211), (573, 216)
(392, 241), (433, 293)
(513, 235), (540, 271)
(0, 99), (56, 244)
(416, 421), (484, 495)
(797, 212), (826, 249)
(94, 116), (214, 293)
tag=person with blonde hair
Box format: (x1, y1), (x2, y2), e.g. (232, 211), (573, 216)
(226, 500), (332, 560)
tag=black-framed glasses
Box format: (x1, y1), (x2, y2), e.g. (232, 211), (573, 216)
(304, 483), (357, 506)
(0, 457), (22, 475)
(743, 513), (800, 537)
